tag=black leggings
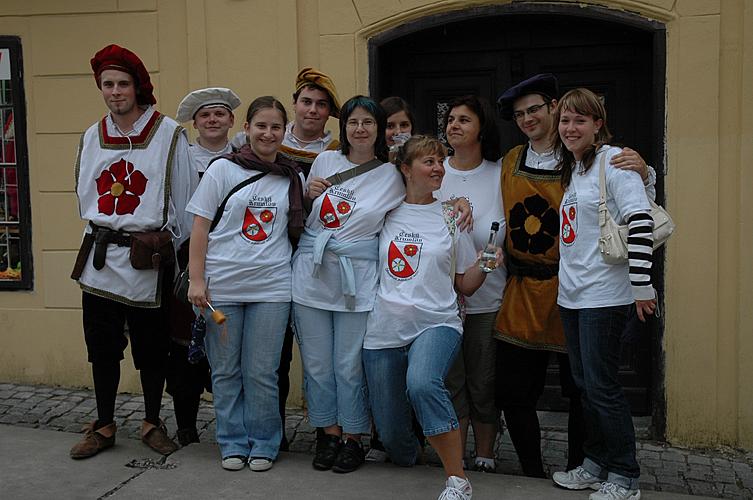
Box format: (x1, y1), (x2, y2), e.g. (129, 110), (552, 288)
(91, 361), (166, 426)
(495, 340), (585, 476)
(166, 340), (211, 431)
(82, 287), (171, 427)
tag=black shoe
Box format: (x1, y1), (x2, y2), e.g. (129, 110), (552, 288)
(312, 433), (341, 470)
(471, 461), (497, 473)
(279, 433), (290, 452)
(176, 427), (200, 446)
(331, 438), (365, 473)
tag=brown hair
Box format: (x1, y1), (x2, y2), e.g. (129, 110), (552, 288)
(554, 88), (612, 188)
(380, 96), (415, 130)
(245, 95), (288, 125)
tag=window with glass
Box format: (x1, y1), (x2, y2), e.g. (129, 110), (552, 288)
(0, 37), (31, 289)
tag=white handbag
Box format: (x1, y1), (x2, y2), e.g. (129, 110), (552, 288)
(597, 154), (675, 264)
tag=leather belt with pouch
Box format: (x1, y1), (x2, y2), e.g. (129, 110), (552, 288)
(129, 231), (174, 270)
(70, 222), (174, 280)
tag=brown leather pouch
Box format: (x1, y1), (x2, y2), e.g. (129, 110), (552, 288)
(129, 231), (174, 270)
(70, 232), (95, 280)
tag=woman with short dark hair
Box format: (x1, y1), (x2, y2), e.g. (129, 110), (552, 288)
(292, 95), (404, 474)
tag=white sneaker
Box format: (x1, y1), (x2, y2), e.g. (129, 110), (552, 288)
(365, 447), (388, 462)
(589, 482), (641, 500)
(221, 456), (246, 471)
(552, 466), (602, 490)
(248, 457), (273, 472)
(438, 476), (472, 500)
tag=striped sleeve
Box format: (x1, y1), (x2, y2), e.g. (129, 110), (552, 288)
(627, 211), (655, 300)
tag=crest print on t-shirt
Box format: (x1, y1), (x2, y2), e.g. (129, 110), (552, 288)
(319, 186), (356, 229)
(387, 231), (423, 280)
(241, 195), (277, 244)
(561, 192), (577, 247)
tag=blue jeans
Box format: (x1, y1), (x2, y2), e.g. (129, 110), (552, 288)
(363, 326), (462, 466)
(204, 302), (289, 460)
(559, 305), (640, 490)
(292, 303), (370, 434)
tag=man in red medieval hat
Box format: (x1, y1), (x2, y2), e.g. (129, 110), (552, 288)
(69, 44), (196, 459)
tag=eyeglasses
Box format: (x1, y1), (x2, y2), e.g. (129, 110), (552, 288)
(512, 102), (550, 121)
(346, 118), (377, 129)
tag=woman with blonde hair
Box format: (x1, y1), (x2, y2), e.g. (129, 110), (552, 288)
(363, 135), (499, 500)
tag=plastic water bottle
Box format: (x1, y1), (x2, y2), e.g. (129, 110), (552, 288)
(479, 221), (500, 273)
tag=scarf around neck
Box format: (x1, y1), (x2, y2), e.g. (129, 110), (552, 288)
(212, 144), (304, 240)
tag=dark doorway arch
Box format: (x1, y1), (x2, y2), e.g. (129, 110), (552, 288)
(370, 3), (667, 431)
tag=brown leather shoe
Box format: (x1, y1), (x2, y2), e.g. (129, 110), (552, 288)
(141, 419), (178, 455)
(69, 421), (116, 459)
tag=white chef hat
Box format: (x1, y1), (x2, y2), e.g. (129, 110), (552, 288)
(176, 87), (241, 123)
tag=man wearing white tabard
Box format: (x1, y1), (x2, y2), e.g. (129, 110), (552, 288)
(69, 44), (194, 459)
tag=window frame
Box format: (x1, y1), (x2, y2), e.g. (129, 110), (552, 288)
(0, 36), (33, 290)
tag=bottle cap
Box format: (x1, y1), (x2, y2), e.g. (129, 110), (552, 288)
(491, 221), (500, 231)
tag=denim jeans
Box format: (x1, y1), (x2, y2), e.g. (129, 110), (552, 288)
(204, 302), (289, 460)
(362, 326), (462, 466)
(292, 303), (370, 434)
(559, 305), (640, 490)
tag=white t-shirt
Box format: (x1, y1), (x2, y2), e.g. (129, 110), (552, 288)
(436, 158), (507, 314)
(292, 150), (405, 311)
(557, 146), (650, 308)
(189, 141), (233, 177)
(364, 200), (477, 349)
(186, 158), (296, 303)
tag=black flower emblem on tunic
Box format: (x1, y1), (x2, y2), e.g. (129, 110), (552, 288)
(508, 194), (559, 254)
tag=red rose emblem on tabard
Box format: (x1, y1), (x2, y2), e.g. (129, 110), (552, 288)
(95, 158), (148, 216)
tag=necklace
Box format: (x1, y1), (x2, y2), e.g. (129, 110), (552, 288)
(289, 126), (322, 145)
(449, 156), (480, 182)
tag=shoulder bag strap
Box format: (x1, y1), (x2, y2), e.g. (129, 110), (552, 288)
(209, 172), (268, 232)
(597, 153), (611, 229)
(325, 158), (383, 186)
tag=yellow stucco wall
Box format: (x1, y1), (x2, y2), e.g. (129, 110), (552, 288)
(1, 0), (751, 449)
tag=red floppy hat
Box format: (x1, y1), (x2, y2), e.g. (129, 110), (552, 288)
(90, 44), (156, 105)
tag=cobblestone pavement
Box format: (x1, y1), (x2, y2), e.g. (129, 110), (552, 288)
(1, 382), (752, 498)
